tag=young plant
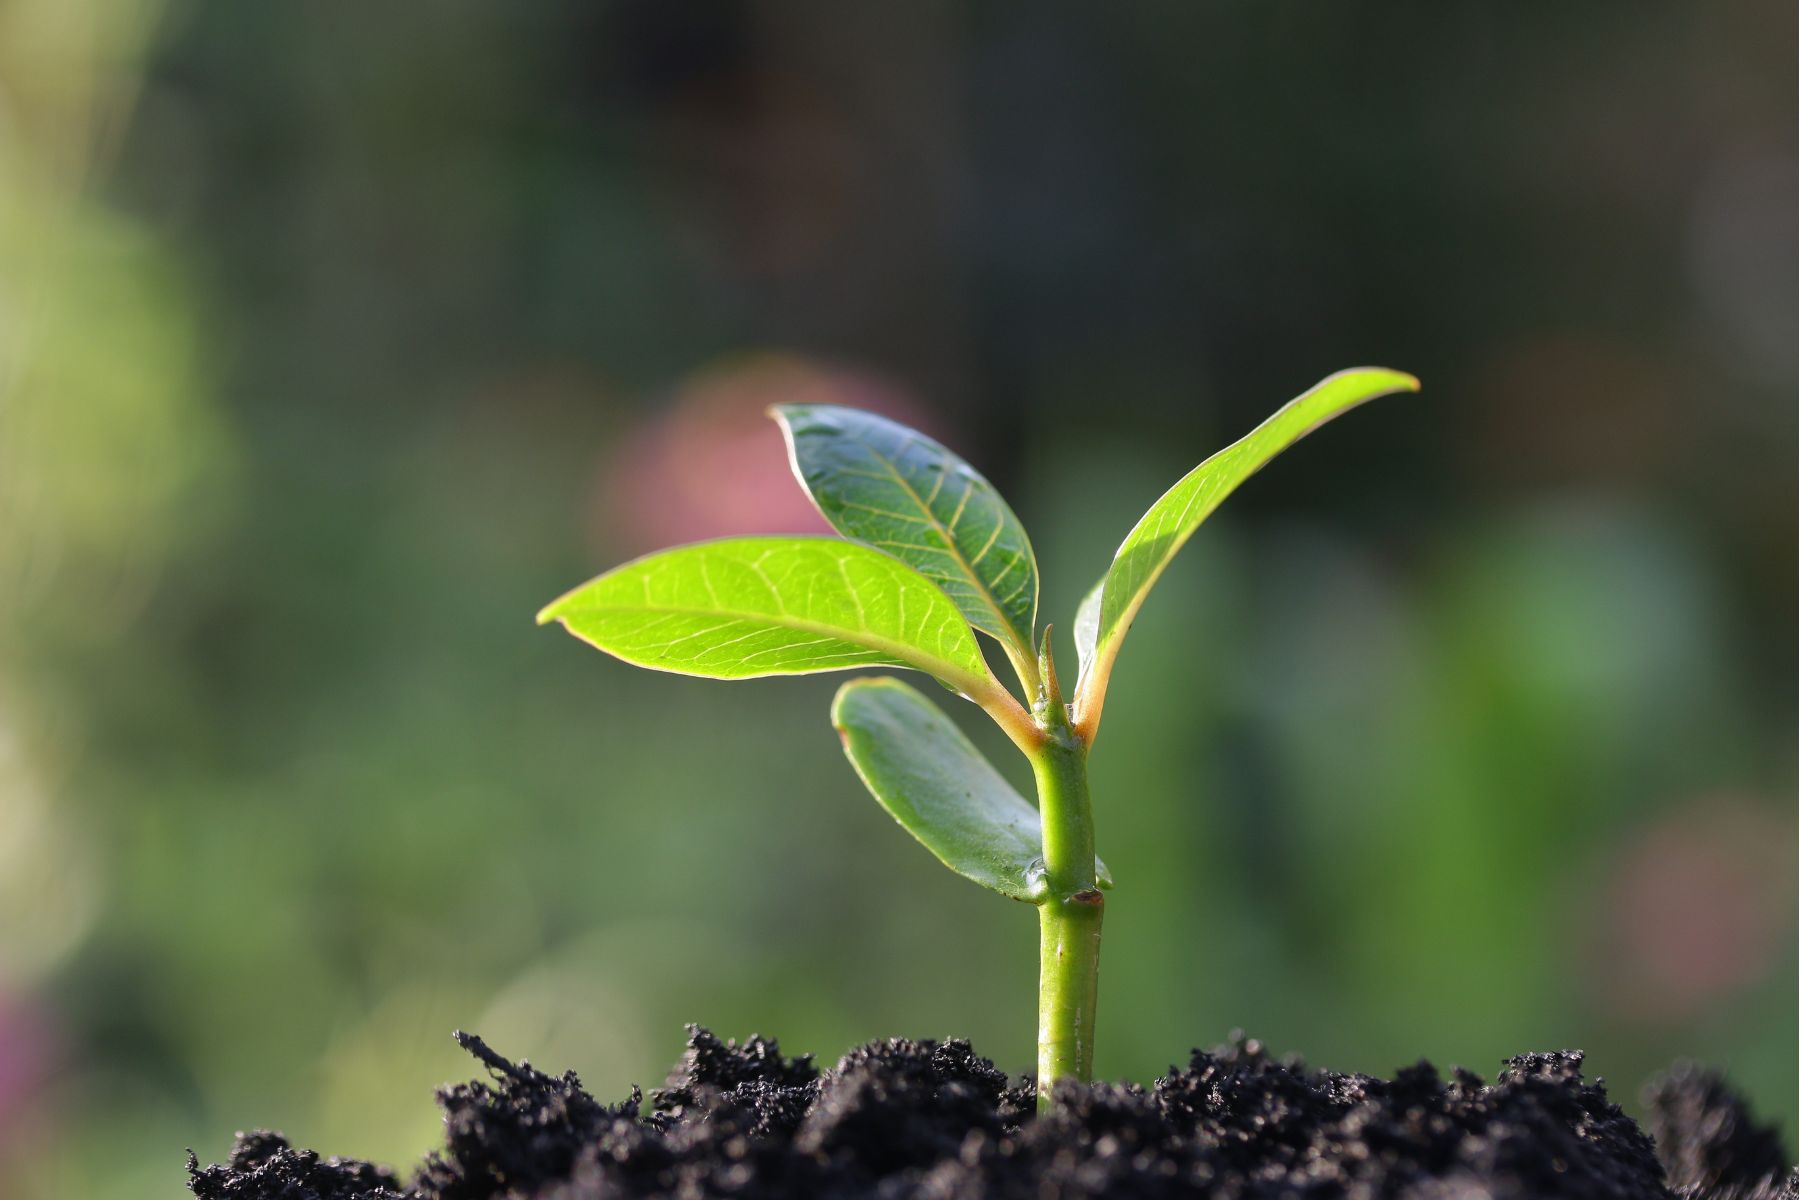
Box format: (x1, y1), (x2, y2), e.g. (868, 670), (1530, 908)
(538, 367), (1420, 1111)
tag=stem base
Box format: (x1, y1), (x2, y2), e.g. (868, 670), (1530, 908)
(1036, 889), (1103, 1112)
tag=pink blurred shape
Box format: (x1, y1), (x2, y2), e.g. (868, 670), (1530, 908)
(594, 354), (944, 555)
(1587, 796), (1795, 1025)
(0, 989), (56, 1155)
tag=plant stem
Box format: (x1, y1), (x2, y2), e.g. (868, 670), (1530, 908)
(1030, 709), (1102, 1113)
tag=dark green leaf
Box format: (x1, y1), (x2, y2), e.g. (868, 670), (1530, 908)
(773, 405), (1039, 660)
(833, 676), (1111, 901)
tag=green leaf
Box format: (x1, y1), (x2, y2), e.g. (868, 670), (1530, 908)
(538, 536), (996, 698)
(832, 676), (1111, 901)
(1071, 578), (1103, 692)
(1075, 368), (1419, 730)
(772, 404), (1039, 660)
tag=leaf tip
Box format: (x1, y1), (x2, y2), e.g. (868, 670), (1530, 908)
(829, 674), (881, 721)
(535, 580), (589, 627)
(1324, 367), (1418, 399)
(1344, 365), (1420, 394)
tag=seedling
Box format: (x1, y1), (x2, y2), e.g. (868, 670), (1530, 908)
(538, 367), (1420, 1111)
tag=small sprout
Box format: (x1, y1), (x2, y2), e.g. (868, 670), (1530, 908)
(539, 367), (1420, 1111)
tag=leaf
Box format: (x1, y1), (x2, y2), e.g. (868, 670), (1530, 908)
(538, 536), (996, 698)
(1075, 368), (1419, 732)
(772, 404), (1039, 660)
(832, 676), (1111, 901)
(1071, 578), (1104, 692)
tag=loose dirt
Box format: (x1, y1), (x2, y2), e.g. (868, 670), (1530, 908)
(187, 1026), (1795, 1199)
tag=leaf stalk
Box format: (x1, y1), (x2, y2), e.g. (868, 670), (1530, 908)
(967, 667), (1047, 756)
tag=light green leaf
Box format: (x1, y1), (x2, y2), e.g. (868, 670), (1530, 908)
(538, 536), (996, 698)
(772, 405), (1039, 661)
(832, 676), (1111, 901)
(1071, 578), (1104, 691)
(1075, 368), (1419, 731)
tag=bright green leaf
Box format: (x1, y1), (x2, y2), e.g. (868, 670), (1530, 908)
(1075, 368), (1420, 731)
(538, 536), (996, 697)
(772, 404), (1039, 660)
(832, 676), (1110, 901)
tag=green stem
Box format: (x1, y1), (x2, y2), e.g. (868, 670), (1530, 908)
(1030, 713), (1102, 1113)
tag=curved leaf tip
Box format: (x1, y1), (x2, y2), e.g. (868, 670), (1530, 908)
(1073, 366), (1419, 739)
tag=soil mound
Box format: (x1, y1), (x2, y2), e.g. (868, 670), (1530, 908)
(187, 1026), (1796, 1200)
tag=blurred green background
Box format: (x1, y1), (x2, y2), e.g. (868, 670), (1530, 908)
(2, 2), (1794, 1195)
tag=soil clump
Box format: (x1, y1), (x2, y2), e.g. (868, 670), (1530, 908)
(188, 1026), (1796, 1200)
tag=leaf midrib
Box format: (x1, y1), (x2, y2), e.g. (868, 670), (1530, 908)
(554, 600), (984, 689)
(854, 433), (1031, 652)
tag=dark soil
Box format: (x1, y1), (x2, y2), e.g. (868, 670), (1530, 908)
(188, 1027), (1795, 1200)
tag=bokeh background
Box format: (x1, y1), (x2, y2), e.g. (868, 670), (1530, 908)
(2, 2), (1795, 1195)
